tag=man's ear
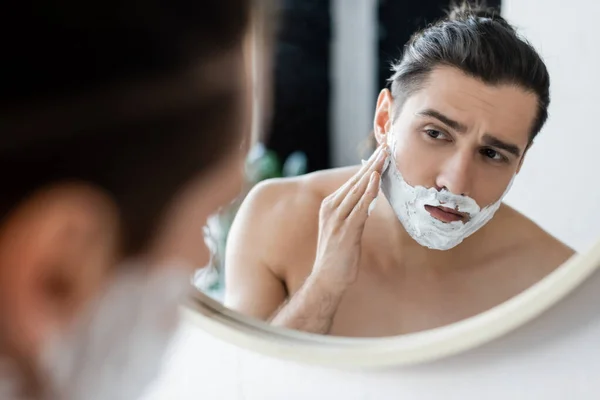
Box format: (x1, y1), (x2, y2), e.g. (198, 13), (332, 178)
(373, 88), (394, 145)
(0, 182), (119, 359)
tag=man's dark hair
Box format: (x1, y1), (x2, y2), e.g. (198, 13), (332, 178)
(0, 1), (271, 254)
(389, 1), (550, 143)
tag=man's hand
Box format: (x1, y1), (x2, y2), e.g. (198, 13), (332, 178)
(311, 144), (388, 290)
(269, 144), (388, 334)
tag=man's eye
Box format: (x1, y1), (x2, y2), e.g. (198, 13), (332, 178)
(425, 129), (447, 140)
(481, 148), (505, 161)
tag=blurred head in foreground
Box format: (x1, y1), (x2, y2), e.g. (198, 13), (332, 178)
(0, 1), (273, 398)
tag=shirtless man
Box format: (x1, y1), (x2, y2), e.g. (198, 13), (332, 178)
(224, 5), (574, 337)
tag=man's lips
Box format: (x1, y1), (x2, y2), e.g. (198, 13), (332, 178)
(424, 205), (467, 223)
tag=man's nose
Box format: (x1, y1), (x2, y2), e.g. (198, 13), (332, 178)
(434, 152), (474, 196)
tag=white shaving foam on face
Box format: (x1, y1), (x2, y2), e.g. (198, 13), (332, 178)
(374, 134), (515, 251)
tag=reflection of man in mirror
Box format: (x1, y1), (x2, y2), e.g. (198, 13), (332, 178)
(225, 2), (575, 337)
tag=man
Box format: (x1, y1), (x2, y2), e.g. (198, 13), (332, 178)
(0, 0), (272, 398)
(224, 3), (574, 337)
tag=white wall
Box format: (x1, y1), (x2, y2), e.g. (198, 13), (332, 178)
(144, 1), (600, 399)
(330, 0), (378, 167)
(502, 0), (600, 252)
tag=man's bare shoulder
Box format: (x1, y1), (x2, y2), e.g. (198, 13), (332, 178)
(495, 204), (575, 265)
(236, 166), (359, 264)
(243, 165), (358, 219)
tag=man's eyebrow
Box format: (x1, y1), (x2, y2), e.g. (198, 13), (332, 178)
(417, 108), (523, 157)
(482, 133), (522, 157)
(416, 108), (468, 133)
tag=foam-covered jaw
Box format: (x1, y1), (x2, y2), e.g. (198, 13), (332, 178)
(378, 134), (514, 250)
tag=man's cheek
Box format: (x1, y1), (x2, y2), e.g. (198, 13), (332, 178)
(396, 147), (426, 181)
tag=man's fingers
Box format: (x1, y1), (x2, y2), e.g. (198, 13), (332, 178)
(347, 171), (381, 226)
(331, 145), (386, 207)
(337, 146), (387, 218)
(337, 166), (373, 219)
(333, 146), (382, 207)
(332, 146), (382, 202)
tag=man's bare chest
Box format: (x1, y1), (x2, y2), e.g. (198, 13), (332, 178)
(326, 270), (513, 337)
(285, 249), (548, 338)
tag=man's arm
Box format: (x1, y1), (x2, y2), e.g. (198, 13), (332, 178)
(269, 272), (347, 334)
(269, 146), (386, 334)
(225, 178), (345, 331)
(226, 144), (386, 333)
(224, 181), (289, 319)
(225, 177), (349, 334)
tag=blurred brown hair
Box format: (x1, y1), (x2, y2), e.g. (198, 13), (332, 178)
(0, 0), (275, 255)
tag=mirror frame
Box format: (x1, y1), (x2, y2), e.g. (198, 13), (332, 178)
(182, 237), (600, 369)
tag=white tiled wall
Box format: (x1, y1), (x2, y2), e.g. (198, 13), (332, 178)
(144, 1), (600, 399)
